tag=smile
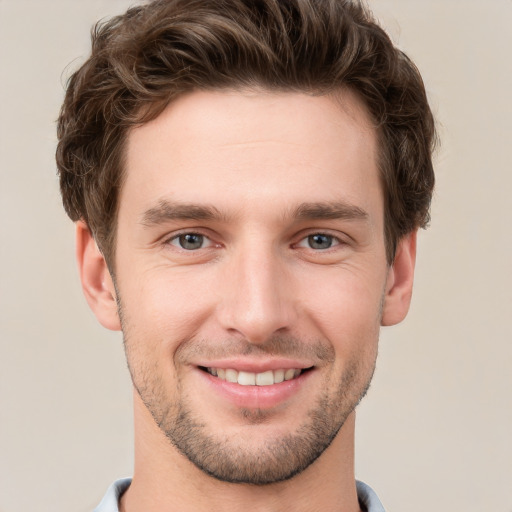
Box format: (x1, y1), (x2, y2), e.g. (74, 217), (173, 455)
(201, 367), (310, 386)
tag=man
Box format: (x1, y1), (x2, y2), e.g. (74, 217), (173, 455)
(56, 0), (435, 510)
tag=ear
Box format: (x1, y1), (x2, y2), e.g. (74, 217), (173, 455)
(76, 221), (121, 331)
(381, 231), (417, 326)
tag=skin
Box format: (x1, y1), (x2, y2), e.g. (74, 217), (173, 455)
(77, 89), (416, 512)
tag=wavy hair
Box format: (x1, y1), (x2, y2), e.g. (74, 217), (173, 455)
(57, 0), (436, 266)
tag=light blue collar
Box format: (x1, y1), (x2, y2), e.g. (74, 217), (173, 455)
(94, 477), (385, 511)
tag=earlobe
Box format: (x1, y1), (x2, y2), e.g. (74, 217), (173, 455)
(76, 221), (121, 331)
(381, 231), (417, 327)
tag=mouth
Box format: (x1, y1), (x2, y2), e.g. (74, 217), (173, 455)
(199, 366), (313, 386)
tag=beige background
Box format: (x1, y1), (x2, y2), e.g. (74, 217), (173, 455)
(1, 1), (511, 511)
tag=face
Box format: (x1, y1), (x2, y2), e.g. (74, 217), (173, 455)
(83, 89), (414, 485)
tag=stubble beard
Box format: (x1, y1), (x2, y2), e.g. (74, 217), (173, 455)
(122, 330), (377, 486)
(116, 278), (379, 486)
(161, 362), (374, 485)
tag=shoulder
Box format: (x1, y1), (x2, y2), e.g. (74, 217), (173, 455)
(93, 478), (132, 512)
(356, 480), (386, 512)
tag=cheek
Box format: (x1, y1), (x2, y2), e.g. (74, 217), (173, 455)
(300, 266), (384, 346)
(119, 268), (218, 348)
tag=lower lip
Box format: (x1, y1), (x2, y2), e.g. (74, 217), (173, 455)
(196, 368), (313, 409)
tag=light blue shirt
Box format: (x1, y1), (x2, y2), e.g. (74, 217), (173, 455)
(94, 478), (385, 511)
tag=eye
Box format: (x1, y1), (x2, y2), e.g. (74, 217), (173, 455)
(168, 233), (212, 250)
(298, 233), (340, 250)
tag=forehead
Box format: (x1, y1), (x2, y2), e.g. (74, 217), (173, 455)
(121, 89), (381, 224)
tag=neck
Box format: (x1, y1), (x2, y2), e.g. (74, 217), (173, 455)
(121, 392), (362, 512)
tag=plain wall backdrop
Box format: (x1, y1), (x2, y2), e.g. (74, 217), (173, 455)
(0, 1), (511, 511)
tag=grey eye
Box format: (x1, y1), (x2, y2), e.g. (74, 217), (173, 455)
(176, 233), (204, 250)
(307, 234), (334, 250)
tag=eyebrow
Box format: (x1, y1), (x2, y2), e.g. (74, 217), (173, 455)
(141, 199), (369, 227)
(141, 200), (226, 226)
(292, 201), (369, 222)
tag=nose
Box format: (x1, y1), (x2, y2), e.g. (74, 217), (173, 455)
(216, 241), (297, 344)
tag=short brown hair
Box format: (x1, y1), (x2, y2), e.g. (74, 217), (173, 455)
(57, 0), (436, 267)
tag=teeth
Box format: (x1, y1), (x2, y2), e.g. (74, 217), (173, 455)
(255, 370), (274, 386)
(273, 369), (285, 384)
(284, 369), (296, 381)
(225, 369), (238, 383)
(238, 371), (256, 385)
(206, 367), (304, 386)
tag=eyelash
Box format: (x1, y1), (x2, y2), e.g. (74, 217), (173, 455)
(295, 233), (342, 251)
(165, 231), (345, 252)
(166, 232), (215, 251)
